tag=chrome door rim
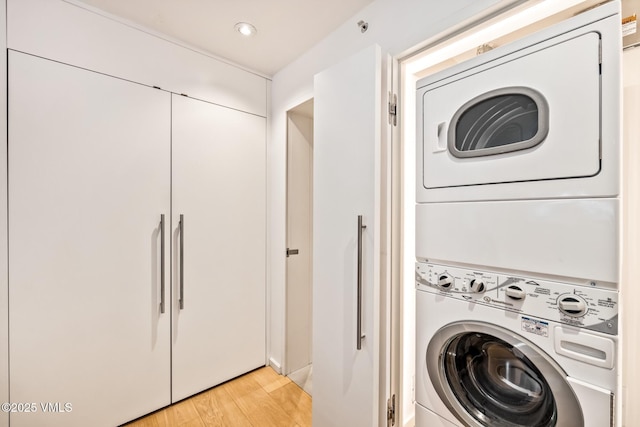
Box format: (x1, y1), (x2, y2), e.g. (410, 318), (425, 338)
(426, 321), (583, 427)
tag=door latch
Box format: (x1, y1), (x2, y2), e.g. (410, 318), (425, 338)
(286, 248), (299, 257)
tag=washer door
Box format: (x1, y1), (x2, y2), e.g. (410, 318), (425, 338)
(426, 321), (583, 427)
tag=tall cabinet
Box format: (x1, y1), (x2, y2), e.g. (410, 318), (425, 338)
(9, 51), (172, 427)
(8, 50), (266, 427)
(171, 94), (266, 401)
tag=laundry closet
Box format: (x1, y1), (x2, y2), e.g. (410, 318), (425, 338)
(412, 1), (640, 426)
(1, 0), (267, 425)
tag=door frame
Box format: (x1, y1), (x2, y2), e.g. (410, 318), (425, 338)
(284, 98), (314, 377)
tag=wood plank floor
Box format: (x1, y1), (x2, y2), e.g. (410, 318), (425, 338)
(123, 367), (312, 427)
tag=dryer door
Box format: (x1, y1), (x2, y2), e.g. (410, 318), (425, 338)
(420, 29), (602, 190)
(426, 321), (583, 427)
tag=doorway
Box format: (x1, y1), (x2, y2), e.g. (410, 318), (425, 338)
(285, 98), (314, 395)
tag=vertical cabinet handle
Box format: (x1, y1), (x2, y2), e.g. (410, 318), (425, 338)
(357, 215), (367, 350)
(179, 214), (185, 310)
(160, 214), (166, 314)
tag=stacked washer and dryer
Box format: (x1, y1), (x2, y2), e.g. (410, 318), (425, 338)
(415, 2), (622, 426)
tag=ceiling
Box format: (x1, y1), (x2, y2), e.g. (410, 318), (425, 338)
(75, 0), (374, 76)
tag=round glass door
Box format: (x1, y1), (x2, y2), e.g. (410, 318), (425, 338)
(427, 322), (583, 427)
(447, 87), (549, 158)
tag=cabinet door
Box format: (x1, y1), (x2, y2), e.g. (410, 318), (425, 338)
(313, 44), (382, 427)
(171, 94), (266, 401)
(8, 51), (171, 427)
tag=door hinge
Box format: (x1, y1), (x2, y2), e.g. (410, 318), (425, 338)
(286, 248), (299, 257)
(387, 394), (396, 426)
(388, 92), (398, 127)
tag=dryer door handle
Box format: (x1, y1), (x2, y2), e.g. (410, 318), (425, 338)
(435, 121), (448, 153)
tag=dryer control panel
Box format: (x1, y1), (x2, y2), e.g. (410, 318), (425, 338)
(416, 262), (619, 335)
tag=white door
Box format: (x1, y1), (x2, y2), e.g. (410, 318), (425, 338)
(286, 108), (314, 376)
(171, 94), (266, 401)
(313, 44), (382, 427)
(8, 51), (171, 426)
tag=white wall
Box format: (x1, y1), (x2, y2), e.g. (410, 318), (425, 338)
(267, 0), (520, 420)
(0, 1), (8, 426)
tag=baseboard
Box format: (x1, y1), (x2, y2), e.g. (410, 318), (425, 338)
(269, 357), (282, 374)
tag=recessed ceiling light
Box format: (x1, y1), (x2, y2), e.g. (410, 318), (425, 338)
(235, 22), (257, 37)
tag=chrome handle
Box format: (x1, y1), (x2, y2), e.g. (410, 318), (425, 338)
(357, 215), (366, 350)
(160, 214), (165, 314)
(179, 214), (184, 310)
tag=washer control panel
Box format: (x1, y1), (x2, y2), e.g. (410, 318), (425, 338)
(416, 262), (619, 335)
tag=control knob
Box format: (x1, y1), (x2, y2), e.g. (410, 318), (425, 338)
(437, 274), (454, 290)
(558, 295), (588, 317)
(505, 285), (526, 300)
(469, 278), (486, 293)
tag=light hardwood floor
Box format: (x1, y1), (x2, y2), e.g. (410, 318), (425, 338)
(123, 367), (312, 427)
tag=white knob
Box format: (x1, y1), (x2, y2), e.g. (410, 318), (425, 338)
(558, 296), (587, 317)
(438, 274), (454, 290)
(505, 286), (526, 300)
(469, 279), (485, 293)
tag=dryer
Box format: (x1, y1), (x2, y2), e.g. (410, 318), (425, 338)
(416, 1), (621, 204)
(415, 262), (618, 427)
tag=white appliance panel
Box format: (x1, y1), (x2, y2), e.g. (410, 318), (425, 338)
(568, 378), (615, 427)
(416, 264), (619, 336)
(416, 198), (618, 285)
(422, 33), (600, 188)
(415, 404), (460, 427)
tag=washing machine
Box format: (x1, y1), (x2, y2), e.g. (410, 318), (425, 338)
(415, 262), (618, 427)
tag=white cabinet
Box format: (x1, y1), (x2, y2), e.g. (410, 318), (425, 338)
(8, 50), (172, 427)
(171, 94), (266, 401)
(8, 51), (266, 426)
(7, 0), (268, 117)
